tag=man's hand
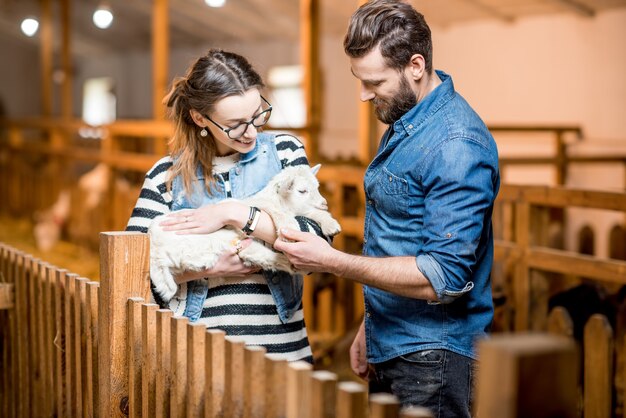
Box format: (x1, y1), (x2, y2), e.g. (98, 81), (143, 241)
(273, 228), (340, 274)
(350, 320), (370, 380)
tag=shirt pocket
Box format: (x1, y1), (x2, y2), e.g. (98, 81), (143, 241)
(376, 167), (409, 217)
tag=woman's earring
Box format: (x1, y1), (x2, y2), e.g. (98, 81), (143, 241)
(200, 128), (208, 137)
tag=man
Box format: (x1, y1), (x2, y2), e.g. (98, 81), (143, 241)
(274, 0), (499, 416)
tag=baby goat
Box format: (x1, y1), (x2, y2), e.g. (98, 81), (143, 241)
(148, 164), (341, 302)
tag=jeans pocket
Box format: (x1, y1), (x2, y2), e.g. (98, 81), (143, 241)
(399, 349), (444, 365)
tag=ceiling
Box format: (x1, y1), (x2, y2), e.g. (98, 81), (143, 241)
(0, 0), (625, 56)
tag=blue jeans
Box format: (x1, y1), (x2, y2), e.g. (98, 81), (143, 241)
(369, 349), (476, 418)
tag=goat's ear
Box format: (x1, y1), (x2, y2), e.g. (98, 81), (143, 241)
(276, 178), (296, 195)
(310, 164), (321, 176)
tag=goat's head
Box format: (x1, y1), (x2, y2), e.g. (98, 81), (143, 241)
(273, 164), (328, 215)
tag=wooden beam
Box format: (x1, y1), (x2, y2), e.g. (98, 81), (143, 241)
(40, 0), (53, 116)
(300, 0), (321, 162)
(152, 0), (169, 121)
(60, 0), (72, 119)
(528, 247), (626, 284)
(0, 283), (14, 310)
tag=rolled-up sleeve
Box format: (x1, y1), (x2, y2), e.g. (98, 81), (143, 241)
(416, 137), (498, 303)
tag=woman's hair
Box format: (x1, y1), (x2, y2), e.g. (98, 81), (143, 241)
(163, 49), (264, 196)
(343, 0), (433, 73)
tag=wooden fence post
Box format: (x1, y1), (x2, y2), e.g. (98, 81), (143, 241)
(286, 360), (313, 418)
(98, 232), (150, 418)
(369, 393), (400, 418)
(336, 381), (367, 418)
(399, 406), (434, 418)
(584, 314), (613, 418)
(475, 333), (578, 418)
(310, 370), (338, 418)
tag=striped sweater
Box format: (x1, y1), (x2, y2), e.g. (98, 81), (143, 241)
(126, 134), (317, 362)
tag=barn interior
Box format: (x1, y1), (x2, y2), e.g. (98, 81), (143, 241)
(0, 0), (626, 416)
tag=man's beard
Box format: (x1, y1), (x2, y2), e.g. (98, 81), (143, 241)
(373, 75), (417, 125)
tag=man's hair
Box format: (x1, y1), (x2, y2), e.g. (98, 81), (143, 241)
(343, 0), (433, 73)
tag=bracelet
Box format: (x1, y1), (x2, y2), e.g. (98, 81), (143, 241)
(241, 206), (261, 236)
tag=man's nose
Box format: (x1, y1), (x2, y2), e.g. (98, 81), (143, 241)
(360, 85), (375, 102)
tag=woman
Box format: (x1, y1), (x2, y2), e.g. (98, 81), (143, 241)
(126, 49), (328, 363)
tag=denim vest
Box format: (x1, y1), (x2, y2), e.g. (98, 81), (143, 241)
(170, 133), (303, 323)
(363, 71), (500, 362)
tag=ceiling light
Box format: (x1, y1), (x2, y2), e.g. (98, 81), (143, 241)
(205, 0), (226, 7)
(93, 6), (114, 29)
(21, 17), (39, 37)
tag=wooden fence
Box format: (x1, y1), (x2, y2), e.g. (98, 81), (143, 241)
(1, 232), (445, 418)
(0, 232), (624, 417)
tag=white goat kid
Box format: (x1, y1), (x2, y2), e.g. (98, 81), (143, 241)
(148, 164), (341, 302)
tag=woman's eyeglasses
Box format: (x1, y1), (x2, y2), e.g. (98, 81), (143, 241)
(204, 96), (272, 140)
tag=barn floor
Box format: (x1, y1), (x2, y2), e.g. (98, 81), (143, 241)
(0, 215), (101, 280)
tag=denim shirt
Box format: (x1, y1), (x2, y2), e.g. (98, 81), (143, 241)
(170, 133), (303, 323)
(363, 70), (500, 362)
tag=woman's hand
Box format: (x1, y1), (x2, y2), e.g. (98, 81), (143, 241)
(174, 238), (260, 283)
(160, 201), (244, 235)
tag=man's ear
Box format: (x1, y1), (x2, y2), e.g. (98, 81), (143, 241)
(407, 54), (426, 81)
(189, 109), (206, 127)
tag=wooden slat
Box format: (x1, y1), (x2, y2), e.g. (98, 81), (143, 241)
(75, 277), (90, 417)
(224, 337), (246, 418)
(0, 247), (12, 417)
(64, 273), (78, 417)
(32, 260), (45, 417)
(584, 314), (613, 418)
(0, 283), (14, 309)
(43, 265), (57, 417)
(513, 202), (530, 331)
(310, 370), (337, 418)
(243, 346), (267, 418)
(98, 232), (150, 418)
(54, 269), (68, 418)
(128, 297), (145, 418)
(85, 281), (100, 418)
(286, 360), (313, 418)
(155, 309), (173, 418)
(205, 329), (226, 418)
(3, 248), (16, 417)
(14, 252), (31, 417)
(142, 303), (159, 418)
(187, 323), (207, 418)
(369, 393), (400, 418)
(170, 316), (189, 418)
(265, 356), (287, 418)
(335, 381), (367, 418)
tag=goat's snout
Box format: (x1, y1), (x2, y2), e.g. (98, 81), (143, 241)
(317, 198), (328, 211)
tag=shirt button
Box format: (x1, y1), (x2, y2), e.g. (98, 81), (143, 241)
(367, 312), (372, 318)
(408, 124), (413, 129)
(389, 176), (392, 182)
(272, 277), (280, 284)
